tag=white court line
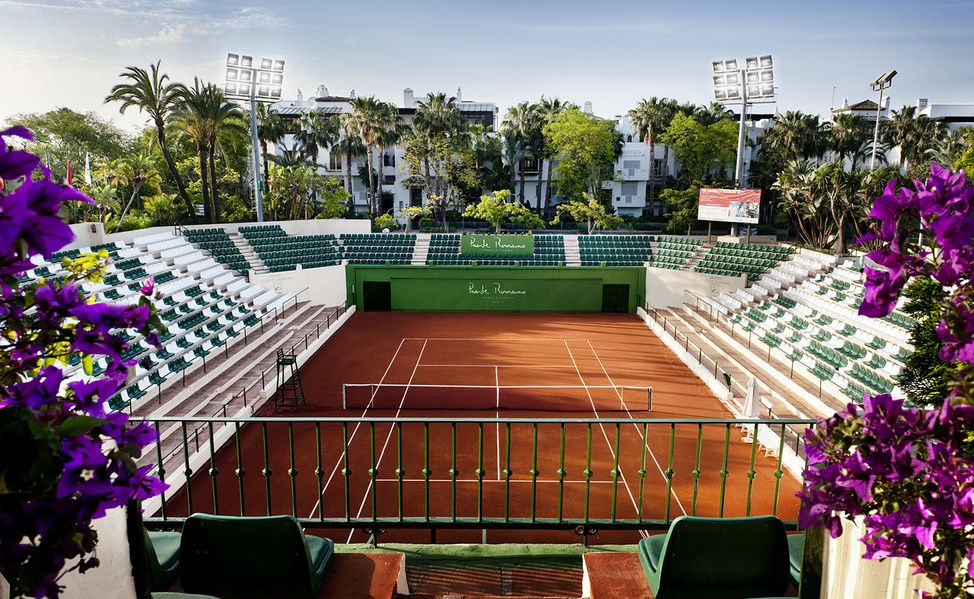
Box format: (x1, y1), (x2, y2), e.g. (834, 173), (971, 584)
(417, 364), (576, 370)
(586, 339), (688, 518)
(563, 340), (646, 537)
(306, 338), (407, 520)
(401, 337), (571, 341)
(346, 338), (429, 543)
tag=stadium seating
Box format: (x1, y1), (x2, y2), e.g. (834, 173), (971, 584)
(341, 232), (416, 265)
(426, 233), (564, 266)
(695, 242), (795, 280)
(652, 236), (703, 270)
(184, 228), (251, 274)
(240, 225), (342, 272)
(578, 234), (653, 266)
(32, 233), (290, 413)
(707, 256), (912, 404)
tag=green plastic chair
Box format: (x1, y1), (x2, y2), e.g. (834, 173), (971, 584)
(143, 528), (181, 592)
(637, 516), (790, 598)
(787, 532), (805, 586)
(179, 514), (333, 597)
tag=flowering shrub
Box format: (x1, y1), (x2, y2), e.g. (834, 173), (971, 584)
(799, 164), (974, 598)
(0, 127), (166, 598)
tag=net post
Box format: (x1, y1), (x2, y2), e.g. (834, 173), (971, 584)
(647, 386), (653, 411)
(342, 383), (347, 410)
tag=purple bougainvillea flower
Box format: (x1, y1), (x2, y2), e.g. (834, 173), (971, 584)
(0, 188), (32, 254)
(868, 181), (918, 242)
(13, 179), (90, 258)
(4, 367), (64, 410)
(139, 277), (154, 296)
(0, 126), (39, 181)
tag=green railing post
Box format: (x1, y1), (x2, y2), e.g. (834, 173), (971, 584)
(477, 422), (484, 523)
(745, 422), (760, 517)
(342, 422), (351, 522)
(557, 423), (566, 523)
(637, 422), (648, 522)
(261, 423), (271, 515)
(287, 423), (298, 517)
(583, 423), (593, 523)
(610, 422), (621, 523)
(691, 423), (703, 516)
(718, 423), (731, 517)
(772, 423), (787, 516)
(423, 422), (430, 523)
(207, 421), (219, 514)
(181, 421), (193, 514)
(450, 422), (457, 523)
(503, 423), (512, 522)
(530, 422), (539, 522)
(154, 422), (168, 521)
(369, 422), (377, 522)
(314, 423), (323, 522)
(396, 422), (404, 523)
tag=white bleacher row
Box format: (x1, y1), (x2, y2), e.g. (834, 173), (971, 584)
(711, 252), (834, 314)
(26, 232), (290, 412)
(701, 256), (913, 402)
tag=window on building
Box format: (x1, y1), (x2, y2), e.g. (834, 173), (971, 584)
(626, 135), (633, 142)
(653, 159), (664, 178)
(328, 153), (343, 170)
(282, 116), (300, 134)
(621, 182), (638, 197)
(410, 187), (423, 206)
(383, 153), (395, 167)
(520, 157), (539, 173)
(382, 175), (396, 186)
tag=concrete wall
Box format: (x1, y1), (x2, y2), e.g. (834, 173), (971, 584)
(249, 264), (347, 306)
(822, 518), (934, 599)
(645, 267), (745, 308)
(59, 507), (136, 599)
(67, 221), (106, 248)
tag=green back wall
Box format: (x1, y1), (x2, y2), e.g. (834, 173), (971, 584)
(346, 265), (645, 312)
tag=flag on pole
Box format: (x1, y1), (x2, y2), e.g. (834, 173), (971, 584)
(44, 147), (51, 169)
(65, 153), (73, 186)
(84, 152), (92, 186)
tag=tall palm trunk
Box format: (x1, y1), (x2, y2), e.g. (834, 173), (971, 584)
(518, 156), (526, 206)
(155, 117), (194, 220)
(647, 129), (656, 211)
(544, 159), (554, 213)
(260, 139), (271, 196)
(198, 147), (211, 223)
(344, 151), (353, 196)
(534, 158), (542, 212)
(208, 144), (219, 223)
(365, 146), (377, 216)
(661, 144), (670, 216)
(115, 182), (145, 231)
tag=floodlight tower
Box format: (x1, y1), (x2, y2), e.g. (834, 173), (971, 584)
(868, 70), (896, 170)
(224, 54), (285, 222)
(711, 55), (776, 188)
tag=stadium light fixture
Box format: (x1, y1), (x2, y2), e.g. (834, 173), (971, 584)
(711, 54), (776, 192)
(868, 69), (896, 170)
(224, 53), (286, 223)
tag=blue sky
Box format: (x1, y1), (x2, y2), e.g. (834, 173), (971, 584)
(2, 0), (973, 132)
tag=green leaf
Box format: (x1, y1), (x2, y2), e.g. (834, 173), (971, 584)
(57, 415), (106, 437)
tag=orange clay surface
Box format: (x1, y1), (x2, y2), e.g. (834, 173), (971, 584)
(165, 312), (802, 545)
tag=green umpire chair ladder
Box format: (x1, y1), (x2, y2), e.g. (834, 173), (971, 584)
(274, 349), (306, 411)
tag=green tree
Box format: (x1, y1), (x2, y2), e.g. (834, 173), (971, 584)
(897, 276), (951, 408)
(256, 103), (284, 194)
(660, 113), (737, 185)
(543, 108), (623, 201)
(826, 113), (872, 166)
(105, 62), (194, 219)
(502, 101), (541, 205)
(551, 193), (624, 234)
(103, 154), (162, 231)
(315, 176), (351, 219)
(884, 105), (946, 172)
(7, 108), (130, 182)
(463, 189), (543, 233)
(759, 111), (827, 163)
(296, 110), (339, 167)
(143, 192), (184, 226)
(265, 163), (343, 220)
(345, 96), (400, 215)
(658, 186), (699, 234)
(629, 97), (670, 207)
(397, 205), (432, 233)
(535, 97), (575, 211)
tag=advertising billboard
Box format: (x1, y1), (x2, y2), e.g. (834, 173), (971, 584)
(460, 234), (535, 257)
(697, 188), (761, 224)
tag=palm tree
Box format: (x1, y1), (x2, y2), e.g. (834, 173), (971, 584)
(347, 96), (400, 215)
(331, 131), (366, 202)
(694, 102), (731, 126)
(267, 143), (311, 167)
(256, 103), (284, 194)
(105, 62), (193, 219)
(926, 128), (970, 166)
(535, 97), (574, 212)
(763, 111), (827, 163)
(884, 106), (945, 171)
(629, 97), (670, 209)
(173, 79), (244, 222)
(774, 159), (832, 249)
(502, 101), (539, 206)
(107, 154), (162, 231)
(295, 110), (340, 167)
(826, 113), (871, 166)
(415, 93), (463, 199)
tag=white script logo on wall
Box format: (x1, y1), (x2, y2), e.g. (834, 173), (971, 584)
(467, 282), (528, 297)
(467, 237), (530, 251)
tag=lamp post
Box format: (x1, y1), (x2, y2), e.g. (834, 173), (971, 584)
(868, 70), (896, 170)
(224, 54), (285, 222)
(712, 55), (776, 188)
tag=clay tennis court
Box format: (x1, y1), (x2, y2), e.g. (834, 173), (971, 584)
(163, 312), (803, 545)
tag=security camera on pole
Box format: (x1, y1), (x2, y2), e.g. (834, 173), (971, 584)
(224, 54), (286, 223)
(868, 70), (896, 170)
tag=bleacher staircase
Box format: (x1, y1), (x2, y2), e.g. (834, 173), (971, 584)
(231, 232), (266, 274)
(563, 235), (581, 266)
(411, 234), (430, 265)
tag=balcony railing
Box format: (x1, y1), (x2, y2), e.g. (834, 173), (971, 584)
(143, 414), (814, 541)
